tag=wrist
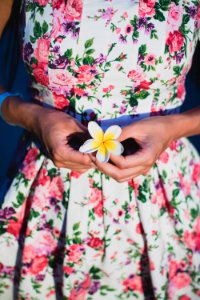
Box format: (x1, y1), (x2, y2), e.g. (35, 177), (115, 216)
(2, 96), (44, 132)
(165, 113), (191, 141)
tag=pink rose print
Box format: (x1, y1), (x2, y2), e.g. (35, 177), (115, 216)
(166, 31), (184, 54)
(144, 54), (156, 65)
(49, 176), (64, 201)
(23, 245), (36, 264)
(66, 0), (83, 21)
(192, 163), (200, 183)
(171, 272), (191, 289)
(139, 0), (156, 17)
(122, 275), (143, 293)
(69, 170), (83, 179)
(24, 147), (39, 164)
(94, 200), (103, 217)
(177, 83), (185, 99)
(185, 216), (200, 251)
(29, 255), (48, 275)
(68, 274), (91, 300)
(35, 231), (57, 255)
(52, 16), (62, 38)
(77, 65), (97, 84)
(67, 244), (84, 263)
(35, 0), (48, 6)
(49, 69), (75, 93)
(34, 38), (50, 65)
(21, 161), (38, 180)
(159, 151), (169, 163)
(167, 3), (184, 33)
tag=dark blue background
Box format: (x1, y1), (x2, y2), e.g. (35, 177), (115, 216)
(0, 30), (200, 186)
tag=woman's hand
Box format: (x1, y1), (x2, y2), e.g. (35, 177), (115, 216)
(2, 95), (94, 173)
(34, 108), (94, 172)
(91, 115), (178, 182)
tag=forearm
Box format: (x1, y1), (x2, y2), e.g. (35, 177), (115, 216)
(1, 94), (44, 134)
(169, 106), (200, 140)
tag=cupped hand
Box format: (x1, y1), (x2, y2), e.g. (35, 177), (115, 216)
(91, 116), (176, 182)
(34, 107), (94, 173)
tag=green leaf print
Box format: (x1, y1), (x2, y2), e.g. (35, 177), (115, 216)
(42, 21), (48, 35)
(137, 90), (150, 99)
(13, 191), (25, 208)
(182, 14), (190, 24)
(190, 207), (199, 219)
(85, 49), (95, 55)
(33, 21), (42, 38)
(154, 9), (165, 22)
(139, 44), (147, 56)
(48, 168), (58, 180)
(73, 222), (80, 231)
(29, 209), (40, 220)
(129, 95), (138, 107)
(159, 0), (171, 11)
(84, 38), (94, 49)
(83, 56), (95, 65)
(172, 189), (180, 198)
(64, 49), (73, 61)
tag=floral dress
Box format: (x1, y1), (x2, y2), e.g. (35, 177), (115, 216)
(0, 0), (200, 299)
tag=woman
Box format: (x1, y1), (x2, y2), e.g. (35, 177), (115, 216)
(0, 0), (200, 299)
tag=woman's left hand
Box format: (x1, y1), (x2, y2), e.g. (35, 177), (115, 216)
(91, 115), (178, 182)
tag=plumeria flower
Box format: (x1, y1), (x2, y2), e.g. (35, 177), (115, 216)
(79, 121), (124, 163)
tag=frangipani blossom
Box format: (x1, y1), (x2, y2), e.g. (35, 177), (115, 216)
(79, 121), (124, 163)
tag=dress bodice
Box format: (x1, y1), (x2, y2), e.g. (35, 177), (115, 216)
(22, 0), (200, 121)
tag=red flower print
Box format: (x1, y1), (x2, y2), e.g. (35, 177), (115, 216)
(53, 93), (70, 109)
(166, 31), (184, 54)
(94, 201), (103, 217)
(87, 236), (104, 248)
(33, 67), (49, 86)
(64, 266), (74, 275)
(29, 255), (48, 275)
(179, 296), (191, 300)
(192, 163), (200, 183)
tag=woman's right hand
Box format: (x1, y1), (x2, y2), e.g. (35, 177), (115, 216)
(33, 107), (94, 172)
(1, 96), (94, 173)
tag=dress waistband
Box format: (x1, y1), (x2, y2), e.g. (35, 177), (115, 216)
(66, 106), (181, 130)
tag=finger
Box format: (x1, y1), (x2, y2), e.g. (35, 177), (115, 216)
(94, 159), (147, 182)
(62, 145), (93, 166)
(109, 148), (152, 170)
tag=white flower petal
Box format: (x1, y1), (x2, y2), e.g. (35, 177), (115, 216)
(104, 125), (122, 141)
(88, 121), (104, 141)
(96, 145), (110, 163)
(104, 140), (124, 156)
(79, 139), (99, 153)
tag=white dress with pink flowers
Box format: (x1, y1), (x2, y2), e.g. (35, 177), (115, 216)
(0, 0), (200, 299)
